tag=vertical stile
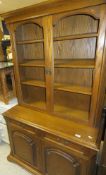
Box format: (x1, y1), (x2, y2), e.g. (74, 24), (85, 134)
(43, 16), (54, 112)
(8, 24), (23, 104)
(89, 4), (106, 126)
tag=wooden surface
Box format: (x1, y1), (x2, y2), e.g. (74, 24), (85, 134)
(54, 59), (95, 69)
(54, 33), (98, 41)
(20, 60), (45, 67)
(20, 59), (95, 68)
(2, 0), (106, 23)
(54, 83), (92, 95)
(16, 39), (44, 44)
(89, 4), (106, 126)
(3, 105), (98, 150)
(21, 80), (91, 95)
(43, 16), (54, 112)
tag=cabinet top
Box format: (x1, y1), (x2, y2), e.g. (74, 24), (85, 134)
(1, 0), (106, 23)
(3, 105), (99, 151)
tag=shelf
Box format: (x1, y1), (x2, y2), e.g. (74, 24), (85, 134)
(20, 60), (45, 67)
(54, 104), (89, 121)
(54, 83), (92, 95)
(24, 100), (46, 110)
(54, 33), (98, 41)
(17, 39), (44, 44)
(21, 80), (46, 88)
(54, 59), (95, 69)
(19, 59), (95, 68)
(21, 80), (92, 95)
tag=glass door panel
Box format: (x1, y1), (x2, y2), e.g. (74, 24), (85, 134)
(15, 21), (46, 110)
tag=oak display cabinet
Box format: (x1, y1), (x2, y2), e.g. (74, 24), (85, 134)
(2, 1), (106, 175)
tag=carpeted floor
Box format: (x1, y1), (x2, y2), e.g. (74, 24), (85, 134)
(0, 98), (17, 113)
(0, 142), (32, 175)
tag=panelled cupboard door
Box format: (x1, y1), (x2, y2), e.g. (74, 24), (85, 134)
(44, 149), (80, 175)
(8, 123), (41, 171)
(42, 141), (82, 175)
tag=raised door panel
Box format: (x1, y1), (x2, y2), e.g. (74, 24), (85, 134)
(8, 123), (40, 170)
(42, 139), (81, 175)
(12, 131), (37, 165)
(44, 148), (80, 175)
(42, 138), (93, 175)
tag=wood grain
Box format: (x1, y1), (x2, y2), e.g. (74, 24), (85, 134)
(54, 38), (96, 59)
(2, 0), (105, 23)
(53, 14), (98, 37)
(43, 16), (54, 112)
(21, 80), (45, 88)
(20, 60), (45, 67)
(17, 39), (44, 44)
(19, 67), (45, 82)
(89, 4), (106, 126)
(54, 83), (92, 95)
(54, 90), (91, 112)
(54, 68), (93, 88)
(54, 33), (98, 41)
(3, 105), (98, 150)
(15, 22), (43, 41)
(21, 85), (46, 110)
(54, 59), (95, 68)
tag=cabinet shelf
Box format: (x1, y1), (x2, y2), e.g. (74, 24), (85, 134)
(24, 100), (46, 110)
(20, 59), (95, 68)
(54, 83), (92, 95)
(17, 39), (44, 44)
(54, 33), (98, 41)
(21, 80), (46, 88)
(21, 80), (91, 95)
(54, 59), (95, 69)
(54, 104), (89, 121)
(20, 60), (45, 67)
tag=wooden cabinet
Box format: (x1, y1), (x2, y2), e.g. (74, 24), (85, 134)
(2, 1), (106, 175)
(6, 117), (96, 175)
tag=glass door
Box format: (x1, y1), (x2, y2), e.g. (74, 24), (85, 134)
(53, 12), (98, 122)
(15, 19), (46, 110)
